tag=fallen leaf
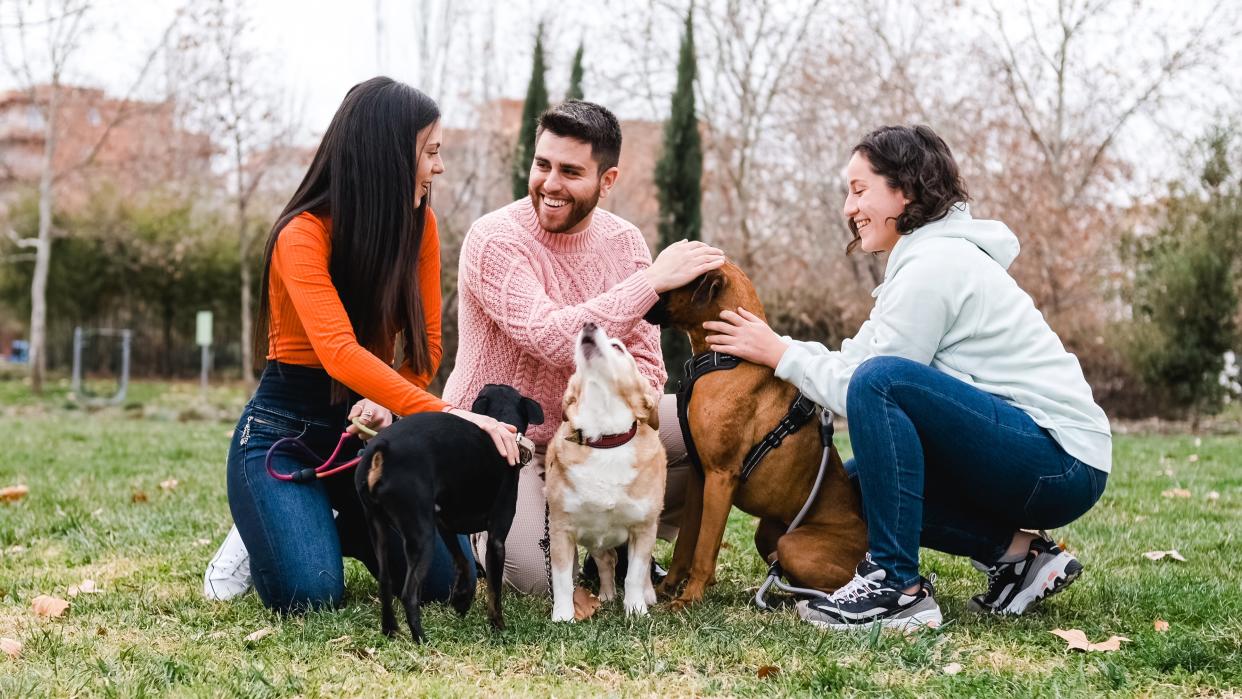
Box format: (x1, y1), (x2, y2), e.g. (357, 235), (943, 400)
(1050, 629), (1130, 652)
(159, 479), (179, 492)
(1057, 537), (1070, 552)
(1162, 468), (1176, 477)
(756, 665), (780, 679)
(245, 627), (273, 643)
(573, 586), (601, 621)
(68, 579), (101, 596)
(131, 490), (148, 504)
(1, 637), (21, 658)
(1134, 515), (1147, 523)
(1187, 454), (1199, 463)
(943, 662), (964, 675)
(194, 538), (211, 546)
(1161, 488), (1191, 498)
(96, 626), (107, 636)
(1206, 491), (1220, 501)
(1142, 550), (1187, 562)
(90, 508), (103, 517)
(327, 635), (351, 645)
(1153, 619), (1170, 632)
(0, 485), (29, 503)
(6, 545), (26, 554)
(31, 595), (69, 618)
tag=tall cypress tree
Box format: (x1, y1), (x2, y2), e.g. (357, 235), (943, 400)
(513, 28), (550, 200)
(653, 9), (703, 388)
(567, 42), (585, 100)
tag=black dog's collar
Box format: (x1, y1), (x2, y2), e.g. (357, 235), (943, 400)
(565, 422), (639, 449)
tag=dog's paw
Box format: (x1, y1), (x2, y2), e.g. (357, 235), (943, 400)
(666, 596), (697, 613)
(655, 579), (680, 600)
(644, 586), (657, 606)
(551, 604), (576, 623)
(624, 597), (649, 617)
(597, 587), (616, 603)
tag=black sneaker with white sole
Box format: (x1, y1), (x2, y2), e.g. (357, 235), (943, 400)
(968, 535), (1082, 615)
(796, 554), (943, 631)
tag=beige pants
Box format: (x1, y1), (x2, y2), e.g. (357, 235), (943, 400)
(473, 394), (689, 596)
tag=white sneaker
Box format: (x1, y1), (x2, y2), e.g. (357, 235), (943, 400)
(203, 524), (252, 601)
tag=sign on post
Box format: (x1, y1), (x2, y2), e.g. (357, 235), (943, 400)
(196, 311), (213, 401)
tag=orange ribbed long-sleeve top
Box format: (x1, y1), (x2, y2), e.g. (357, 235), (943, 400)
(266, 210), (448, 415)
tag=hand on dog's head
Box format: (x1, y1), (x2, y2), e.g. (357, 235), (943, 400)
(643, 262), (737, 331)
(471, 384), (545, 433)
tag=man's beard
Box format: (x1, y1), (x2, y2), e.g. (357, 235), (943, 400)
(533, 184), (601, 234)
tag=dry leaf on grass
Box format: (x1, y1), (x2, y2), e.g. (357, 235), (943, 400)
(1206, 491), (1220, 501)
(131, 490), (149, 504)
(1050, 629), (1130, 652)
(159, 479), (179, 492)
(327, 635), (351, 645)
(1161, 488), (1192, 498)
(245, 627), (274, 643)
(573, 587), (601, 621)
(31, 595), (69, 617)
(1142, 550), (1187, 562)
(194, 538), (211, 546)
(1153, 619), (1170, 632)
(756, 665), (780, 679)
(68, 579), (101, 596)
(943, 662), (964, 675)
(1187, 454), (1199, 463)
(1, 485), (29, 503)
(1, 637), (21, 658)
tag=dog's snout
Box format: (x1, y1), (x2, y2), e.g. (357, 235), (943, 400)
(582, 322), (598, 334)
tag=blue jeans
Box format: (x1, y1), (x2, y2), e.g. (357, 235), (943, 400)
(227, 362), (474, 612)
(844, 356), (1107, 589)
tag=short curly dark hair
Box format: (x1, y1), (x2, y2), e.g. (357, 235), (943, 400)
(536, 100), (623, 174)
(846, 125), (969, 254)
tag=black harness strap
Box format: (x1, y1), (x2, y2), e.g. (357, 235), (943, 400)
(676, 352), (741, 476)
(675, 351), (821, 482)
(739, 393), (818, 482)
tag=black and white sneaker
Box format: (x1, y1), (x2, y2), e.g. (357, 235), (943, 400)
(968, 535), (1082, 615)
(796, 555), (943, 631)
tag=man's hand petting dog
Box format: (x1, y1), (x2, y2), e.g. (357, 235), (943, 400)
(644, 240), (727, 293)
(447, 408), (521, 466)
(703, 307), (790, 369)
(346, 399), (392, 440)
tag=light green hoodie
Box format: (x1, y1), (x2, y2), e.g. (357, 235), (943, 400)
(774, 203), (1112, 472)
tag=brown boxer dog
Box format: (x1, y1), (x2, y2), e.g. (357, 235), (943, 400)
(644, 261), (867, 610)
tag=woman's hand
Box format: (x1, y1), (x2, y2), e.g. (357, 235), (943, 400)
(449, 409), (521, 466)
(702, 307), (790, 369)
(346, 399), (392, 440)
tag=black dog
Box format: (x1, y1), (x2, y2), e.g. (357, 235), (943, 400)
(355, 384), (543, 643)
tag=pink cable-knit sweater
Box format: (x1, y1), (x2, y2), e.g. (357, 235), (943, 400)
(442, 198), (667, 445)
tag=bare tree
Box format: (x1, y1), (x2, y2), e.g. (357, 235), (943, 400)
(177, 0), (295, 387)
(1, 0), (179, 392)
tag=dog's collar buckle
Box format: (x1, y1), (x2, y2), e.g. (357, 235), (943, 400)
(567, 422), (639, 449)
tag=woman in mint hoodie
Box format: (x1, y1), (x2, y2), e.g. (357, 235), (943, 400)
(703, 125), (1111, 631)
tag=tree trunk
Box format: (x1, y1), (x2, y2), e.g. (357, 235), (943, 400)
(28, 89), (59, 394)
(239, 214), (254, 387)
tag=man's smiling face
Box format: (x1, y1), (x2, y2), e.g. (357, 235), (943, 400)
(528, 132), (616, 234)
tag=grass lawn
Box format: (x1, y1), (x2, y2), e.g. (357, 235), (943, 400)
(1, 379), (1240, 697)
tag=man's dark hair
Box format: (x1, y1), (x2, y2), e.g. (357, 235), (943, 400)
(536, 100), (623, 174)
(847, 124), (970, 254)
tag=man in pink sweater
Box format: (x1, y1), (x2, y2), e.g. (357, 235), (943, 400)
(444, 101), (725, 595)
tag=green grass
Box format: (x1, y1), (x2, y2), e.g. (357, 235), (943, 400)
(1, 381), (1240, 697)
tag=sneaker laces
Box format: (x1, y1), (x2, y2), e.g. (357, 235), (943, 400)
(828, 571), (885, 603)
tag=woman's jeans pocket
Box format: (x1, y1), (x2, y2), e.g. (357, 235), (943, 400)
(1023, 458), (1108, 529)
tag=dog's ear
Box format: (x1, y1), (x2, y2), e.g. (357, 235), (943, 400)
(561, 376), (580, 421)
(691, 270), (726, 306)
(470, 393), (490, 415)
(521, 397), (545, 426)
(643, 391), (659, 431)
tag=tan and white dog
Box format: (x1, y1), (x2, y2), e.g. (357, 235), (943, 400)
(545, 322), (667, 621)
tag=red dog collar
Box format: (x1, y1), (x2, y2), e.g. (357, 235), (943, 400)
(566, 422), (638, 449)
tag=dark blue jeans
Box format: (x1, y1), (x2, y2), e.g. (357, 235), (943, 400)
(226, 362), (474, 613)
(845, 356), (1107, 589)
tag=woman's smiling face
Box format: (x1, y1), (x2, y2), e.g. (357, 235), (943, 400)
(843, 151), (909, 254)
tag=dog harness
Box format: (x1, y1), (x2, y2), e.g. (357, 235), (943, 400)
(675, 351), (823, 482)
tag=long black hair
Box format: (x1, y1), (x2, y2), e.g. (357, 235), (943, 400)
(847, 125), (969, 254)
(255, 77), (441, 400)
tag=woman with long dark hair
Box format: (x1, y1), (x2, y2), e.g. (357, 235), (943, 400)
(704, 125), (1111, 630)
(205, 77), (519, 613)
